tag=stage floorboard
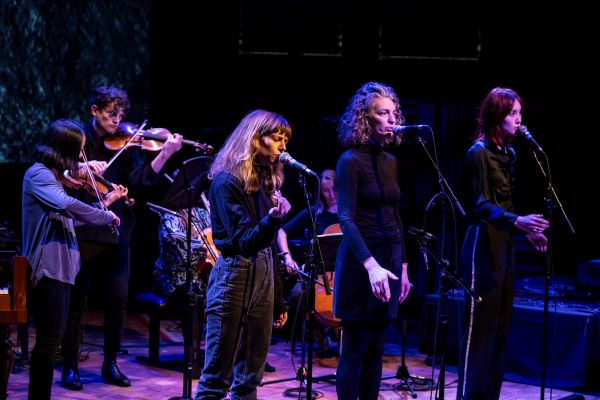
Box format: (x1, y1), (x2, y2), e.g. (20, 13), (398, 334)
(5, 310), (598, 400)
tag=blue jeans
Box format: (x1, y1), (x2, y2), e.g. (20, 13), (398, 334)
(195, 249), (274, 400)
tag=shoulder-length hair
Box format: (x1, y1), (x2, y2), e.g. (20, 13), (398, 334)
(208, 109), (291, 193)
(475, 87), (523, 147)
(317, 169), (336, 214)
(337, 81), (404, 148)
(32, 119), (84, 176)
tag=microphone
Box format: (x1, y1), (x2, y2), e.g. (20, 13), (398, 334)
(278, 152), (318, 177)
(407, 226), (437, 241)
(517, 125), (545, 154)
(392, 125), (428, 135)
(146, 202), (179, 217)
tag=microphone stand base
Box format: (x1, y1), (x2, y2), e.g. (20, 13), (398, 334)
(282, 387), (322, 400)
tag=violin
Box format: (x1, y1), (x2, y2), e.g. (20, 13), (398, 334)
(104, 122), (214, 154)
(61, 169), (135, 207)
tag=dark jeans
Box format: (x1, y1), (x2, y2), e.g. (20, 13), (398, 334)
(336, 319), (388, 400)
(195, 250), (274, 400)
(29, 277), (70, 400)
(62, 240), (130, 365)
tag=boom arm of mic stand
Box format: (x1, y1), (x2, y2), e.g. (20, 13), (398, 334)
(287, 265), (334, 292)
(417, 138), (466, 217)
(417, 238), (481, 303)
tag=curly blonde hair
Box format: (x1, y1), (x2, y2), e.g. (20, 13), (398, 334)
(337, 81), (404, 148)
(208, 109), (292, 193)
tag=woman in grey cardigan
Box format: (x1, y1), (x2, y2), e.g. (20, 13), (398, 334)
(22, 119), (120, 400)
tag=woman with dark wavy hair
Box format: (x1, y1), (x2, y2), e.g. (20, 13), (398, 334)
(334, 82), (411, 399)
(22, 119), (119, 399)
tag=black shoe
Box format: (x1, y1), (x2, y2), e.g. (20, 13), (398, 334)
(264, 361), (276, 373)
(101, 360), (131, 387)
(61, 367), (83, 391)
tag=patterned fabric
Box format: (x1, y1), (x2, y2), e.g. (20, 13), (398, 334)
(153, 207), (211, 298)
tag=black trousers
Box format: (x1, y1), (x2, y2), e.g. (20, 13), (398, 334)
(62, 240), (130, 365)
(336, 319), (388, 400)
(29, 278), (70, 400)
(457, 224), (515, 400)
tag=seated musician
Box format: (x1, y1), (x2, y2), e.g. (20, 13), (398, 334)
(276, 169), (339, 354)
(153, 203), (213, 378)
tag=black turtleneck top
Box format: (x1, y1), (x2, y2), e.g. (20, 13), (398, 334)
(336, 145), (406, 263)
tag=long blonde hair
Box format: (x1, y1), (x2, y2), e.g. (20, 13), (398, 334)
(208, 109), (291, 193)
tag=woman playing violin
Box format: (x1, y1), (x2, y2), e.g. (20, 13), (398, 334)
(60, 86), (184, 391)
(22, 119), (120, 400)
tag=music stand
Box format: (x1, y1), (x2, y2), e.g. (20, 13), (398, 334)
(316, 231), (342, 272)
(162, 156), (213, 400)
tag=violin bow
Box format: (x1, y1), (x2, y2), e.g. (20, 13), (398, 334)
(105, 119), (148, 170)
(81, 149), (119, 236)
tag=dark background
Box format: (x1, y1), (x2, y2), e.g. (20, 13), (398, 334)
(1, 2), (598, 300)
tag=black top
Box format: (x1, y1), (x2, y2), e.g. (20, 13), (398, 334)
(208, 171), (283, 258)
(337, 145), (406, 262)
(334, 144), (407, 321)
(463, 140), (518, 228)
(75, 122), (163, 242)
(208, 170), (286, 314)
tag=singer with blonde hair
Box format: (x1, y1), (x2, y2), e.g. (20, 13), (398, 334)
(195, 109), (292, 400)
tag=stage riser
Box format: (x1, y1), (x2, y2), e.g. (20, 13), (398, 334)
(420, 293), (600, 390)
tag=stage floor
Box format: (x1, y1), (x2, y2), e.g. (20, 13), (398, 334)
(5, 310), (598, 400)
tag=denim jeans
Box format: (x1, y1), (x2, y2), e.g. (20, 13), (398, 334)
(195, 248), (274, 400)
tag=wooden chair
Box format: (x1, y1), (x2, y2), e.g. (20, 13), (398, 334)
(0, 255), (27, 399)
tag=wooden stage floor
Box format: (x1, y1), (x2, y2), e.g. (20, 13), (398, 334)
(5, 310), (598, 400)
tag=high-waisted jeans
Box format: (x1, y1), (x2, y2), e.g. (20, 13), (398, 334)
(195, 249), (274, 400)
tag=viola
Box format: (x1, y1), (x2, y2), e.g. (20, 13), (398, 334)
(195, 192), (220, 277)
(199, 227), (220, 268)
(61, 169), (135, 207)
(104, 122), (214, 154)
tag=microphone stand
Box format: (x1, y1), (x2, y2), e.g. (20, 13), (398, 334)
(259, 267), (330, 396)
(413, 130), (467, 400)
(415, 236), (480, 400)
(416, 136), (465, 218)
(260, 174), (329, 400)
(161, 156), (213, 400)
(529, 149), (575, 400)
